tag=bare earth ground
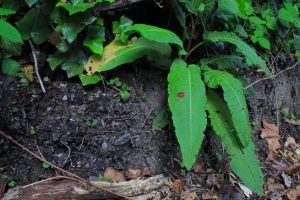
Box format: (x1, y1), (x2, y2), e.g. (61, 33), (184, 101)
(0, 63), (299, 199)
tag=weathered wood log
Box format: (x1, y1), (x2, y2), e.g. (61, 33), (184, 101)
(2, 174), (171, 200)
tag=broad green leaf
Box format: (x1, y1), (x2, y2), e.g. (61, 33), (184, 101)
(168, 59), (207, 170)
(206, 90), (263, 195)
(152, 107), (169, 133)
(2, 58), (20, 76)
(204, 69), (251, 147)
(217, 0), (253, 18)
(278, 3), (300, 28)
(16, 8), (51, 44)
(61, 48), (87, 78)
(248, 16), (265, 25)
(79, 74), (102, 86)
(120, 24), (184, 49)
(47, 52), (65, 71)
(83, 25), (105, 55)
(200, 55), (248, 69)
(0, 8), (16, 15)
(0, 37), (23, 56)
(0, 19), (22, 43)
(203, 31), (271, 76)
(56, 1), (96, 15)
(84, 36), (171, 75)
(25, 0), (39, 7)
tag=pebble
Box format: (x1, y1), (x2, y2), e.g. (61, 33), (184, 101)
(62, 95), (68, 101)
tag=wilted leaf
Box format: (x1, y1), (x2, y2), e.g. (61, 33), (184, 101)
(261, 121), (281, 152)
(127, 169), (141, 180)
(182, 191), (197, 200)
(172, 179), (185, 194)
(201, 191), (218, 200)
(286, 189), (298, 200)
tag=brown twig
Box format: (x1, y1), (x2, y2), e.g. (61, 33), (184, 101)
(244, 59), (300, 90)
(28, 40), (46, 93)
(0, 130), (131, 200)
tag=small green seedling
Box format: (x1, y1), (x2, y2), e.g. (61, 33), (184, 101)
(97, 174), (104, 181)
(42, 162), (51, 169)
(86, 118), (98, 127)
(30, 126), (39, 135)
(109, 77), (131, 102)
(43, 76), (49, 82)
(8, 180), (16, 187)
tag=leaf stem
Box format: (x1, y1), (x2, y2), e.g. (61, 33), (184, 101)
(185, 41), (205, 60)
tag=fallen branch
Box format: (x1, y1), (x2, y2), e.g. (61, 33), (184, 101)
(28, 40), (46, 93)
(2, 175), (170, 200)
(0, 130), (130, 199)
(244, 59), (300, 90)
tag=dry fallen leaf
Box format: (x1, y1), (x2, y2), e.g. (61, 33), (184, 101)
(286, 189), (298, 200)
(261, 121), (281, 151)
(127, 169), (141, 180)
(284, 137), (297, 148)
(172, 179), (185, 194)
(104, 167), (125, 182)
(182, 191), (197, 200)
(142, 167), (151, 177)
(202, 191), (218, 200)
(285, 119), (299, 126)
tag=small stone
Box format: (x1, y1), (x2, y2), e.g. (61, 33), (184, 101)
(62, 95), (68, 101)
(127, 169), (141, 180)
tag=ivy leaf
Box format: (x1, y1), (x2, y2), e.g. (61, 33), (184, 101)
(56, 0), (97, 15)
(25, 0), (39, 7)
(79, 74), (102, 86)
(203, 31), (271, 76)
(200, 55), (248, 69)
(52, 10), (96, 43)
(120, 24), (184, 49)
(47, 52), (65, 71)
(206, 90), (263, 195)
(16, 8), (51, 44)
(84, 36), (171, 75)
(112, 15), (133, 34)
(258, 37), (270, 50)
(83, 25), (105, 55)
(0, 37), (23, 56)
(168, 59), (207, 170)
(0, 19), (22, 43)
(0, 8), (16, 15)
(2, 58), (20, 76)
(204, 69), (251, 148)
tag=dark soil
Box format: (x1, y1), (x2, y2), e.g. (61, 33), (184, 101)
(0, 66), (179, 185)
(0, 63), (299, 199)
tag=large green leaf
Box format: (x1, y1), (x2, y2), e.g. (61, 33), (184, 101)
(84, 37), (172, 75)
(203, 31), (271, 76)
(200, 55), (248, 69)
(120, 24), (184, 49)
(0, 19), (22, 43)
(204, 69), (251, 147)
(0, 8), (16, 15)
(16, 8), (51, 44)
(168, 59), (207, 170)
(206, 90), (263, 195)
(217, 0), (253, 18)
(2, 58), (20, 76)
(83, 25), (105, 55)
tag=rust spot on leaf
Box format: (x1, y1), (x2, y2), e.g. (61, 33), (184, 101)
(177, 92), (185, 98)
